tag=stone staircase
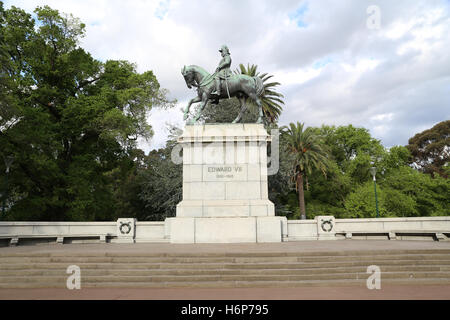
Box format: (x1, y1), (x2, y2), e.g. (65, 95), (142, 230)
(1, 249), (450, 288)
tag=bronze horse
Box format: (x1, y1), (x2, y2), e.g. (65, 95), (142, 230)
(181, 65), (264, 124)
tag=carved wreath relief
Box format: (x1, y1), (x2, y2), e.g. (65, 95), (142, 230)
(119, 222), (132, 235)
(321, 219), (334, 232)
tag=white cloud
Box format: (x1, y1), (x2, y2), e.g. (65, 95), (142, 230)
(341, 59), (380, 74)
(274, 67), (321, 86)
(370, 113), (394, 122)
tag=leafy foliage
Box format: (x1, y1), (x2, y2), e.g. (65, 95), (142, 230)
(381, 166), (449, 217)
(138, 139), (182, 220)
(406, 120), (449, 178)
(344, 182), (388, 218)
(0, 5), (173, 220)
(317, 124), (385, 171)
(235, 63), (284, 124)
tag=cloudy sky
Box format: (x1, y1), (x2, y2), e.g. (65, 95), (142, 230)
(4, 0), (450, 152)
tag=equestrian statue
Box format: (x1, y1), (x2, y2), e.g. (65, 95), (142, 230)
(181, 45), (265, 124)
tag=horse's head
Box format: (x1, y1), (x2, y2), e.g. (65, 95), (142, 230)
(181, 65), (195, 89)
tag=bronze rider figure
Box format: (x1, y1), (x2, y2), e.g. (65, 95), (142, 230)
(212, 45), (232, 97)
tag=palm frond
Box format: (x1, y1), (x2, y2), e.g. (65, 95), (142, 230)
(236, 63), (285, 123)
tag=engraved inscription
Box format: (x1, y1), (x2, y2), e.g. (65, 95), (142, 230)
(203, 165), (246, 181)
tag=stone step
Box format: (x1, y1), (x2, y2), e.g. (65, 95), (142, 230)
(1, 265), (449, 277)
(0, 257), (238, 263)
(0, 253), (449, 264)
(1, 249), (449, 289)
(2, 277), (450, 289)
(1, 271), (450, 283)
(84, 278), (450, 288)
(223, 260), (450, 270)
(2, 259), (450, 271)
(295, 254), (450, 263)
(1, 249), (450, 258)
(1, 272), (450, 288)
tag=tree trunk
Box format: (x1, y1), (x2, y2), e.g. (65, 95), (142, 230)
(297, 173), (306, 220)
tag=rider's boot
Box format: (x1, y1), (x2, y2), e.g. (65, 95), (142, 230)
(212, 79), (221, 96)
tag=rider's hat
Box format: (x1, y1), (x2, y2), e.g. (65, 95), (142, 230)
(219, 45), (230, 54)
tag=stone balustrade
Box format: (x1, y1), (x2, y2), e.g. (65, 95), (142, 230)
(287, 216), (450, 241)
(0, 215), (449, 246)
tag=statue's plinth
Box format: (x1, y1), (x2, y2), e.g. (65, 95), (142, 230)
(167, 124), (286, 243)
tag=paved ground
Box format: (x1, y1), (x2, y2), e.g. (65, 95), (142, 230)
(1, 285), (450, 300)
(1, 240), (450, 254)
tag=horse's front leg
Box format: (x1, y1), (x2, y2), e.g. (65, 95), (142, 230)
(184, 96), (202, 121)
(189, 93), (208, 124)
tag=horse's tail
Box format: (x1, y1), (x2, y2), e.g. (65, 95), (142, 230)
(253, 76), (264, 97)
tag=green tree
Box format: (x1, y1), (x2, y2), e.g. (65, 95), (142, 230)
(235, 63), (284, 124)
(381, 166), (449, 216)
(290, 124), (385, 218)
(0, 5), (173, 220)
(380, 145), (411, 173)
(0, 3), (23, 135)
(304, 160), (351, 218)
(267, 126), (297, 218)
(343, 182), (388, 218)
(138, 138), (182, 220)
(318, 125), (384, 170)
(406, 120), (450, 178)
(312, 125), (387, 199)
(343, 179), (422, 219)
(281, 122), (330, 219)
(343, 165), (449, 218)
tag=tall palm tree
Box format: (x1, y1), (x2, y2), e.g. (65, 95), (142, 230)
(235, 63), (284, 124)
(281, 122), (330, 220)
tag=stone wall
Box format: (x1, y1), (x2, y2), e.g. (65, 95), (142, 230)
(1, 216), (449, 245)
(286, 216), (450, 241)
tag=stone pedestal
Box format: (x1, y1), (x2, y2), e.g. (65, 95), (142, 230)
(168, 124), (286, 243)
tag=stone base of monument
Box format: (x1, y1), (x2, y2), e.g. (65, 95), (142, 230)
(168, 124), (286, 243)
(176, 199), (275, 217)
(167, 216), (287, 243)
